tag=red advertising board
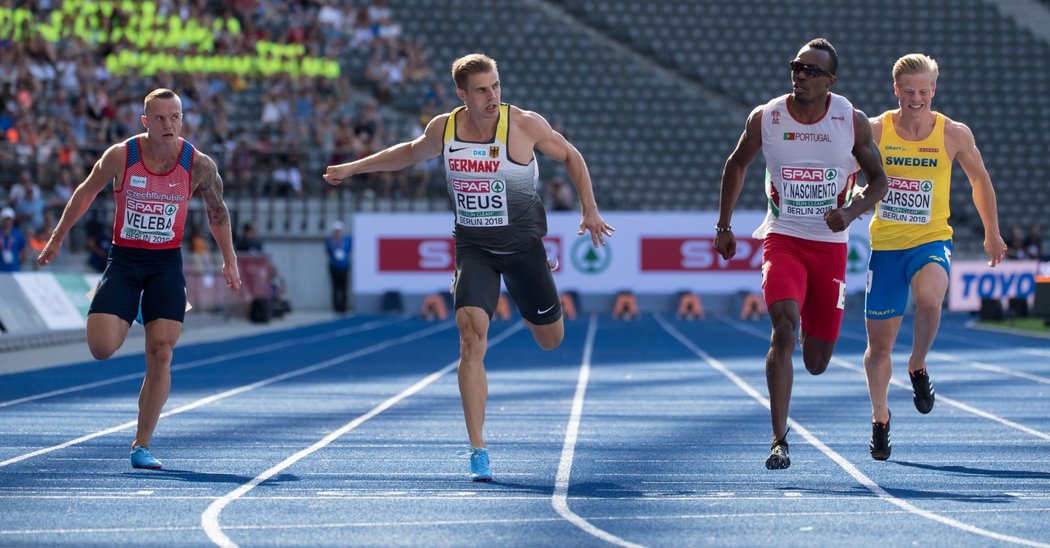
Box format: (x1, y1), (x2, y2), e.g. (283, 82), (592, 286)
(641, 237), (762, 271)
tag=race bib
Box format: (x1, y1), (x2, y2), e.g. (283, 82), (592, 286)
(779, 166), (839, 217)
(451, 178), (508, 227)
(877, 176), (933, 224)
(121, 199), (178, 244)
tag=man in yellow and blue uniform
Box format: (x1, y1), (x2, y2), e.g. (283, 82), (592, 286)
(863, 53), (1007, 461)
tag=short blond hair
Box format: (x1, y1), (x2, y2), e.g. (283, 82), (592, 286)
(893, 53), (939, 83)
(143, 88), (179, 113)
(451, 53), (497, 90)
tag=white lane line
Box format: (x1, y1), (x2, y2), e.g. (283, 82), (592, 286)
(953, 361), (1050, 385)
(860, 324), (1050, 383)
(929, 329), (1050, 357)
(5, 493), (1050, 503)
(841, 323), (1050, 379)
(200, 323), (525, 548)
(10, 506), (1050, 535)
(0, 321), (455, 469)
(725, 319), (1050, 441)
(950, 324), (1050, 351)
(928, 351), (1050, 385)
(827, 357), (1050, 442)
(0, 318), (405, 409)
(672, 316), (1050, 547)
(551, 314), (643, 548)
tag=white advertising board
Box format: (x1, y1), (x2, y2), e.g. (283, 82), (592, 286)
(12, 272), (86, 330)
(353, 212), (874, 296)
(948, 259), (1038, 311)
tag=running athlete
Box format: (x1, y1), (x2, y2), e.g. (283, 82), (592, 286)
(713, 38), (888, 470)
(324, 53), (614, 482)
(863, 53), (1007, 460)
(37, 88), (241, 470)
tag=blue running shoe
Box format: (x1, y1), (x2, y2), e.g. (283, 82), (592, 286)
(131, 446), (162, 470)
(469, 447), (492, 482)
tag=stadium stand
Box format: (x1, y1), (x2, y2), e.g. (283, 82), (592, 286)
(542, 0), (1050, 256)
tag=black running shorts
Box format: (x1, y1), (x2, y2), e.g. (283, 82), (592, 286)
(452, 238), (561, 325)
(89, 245), (187, 325)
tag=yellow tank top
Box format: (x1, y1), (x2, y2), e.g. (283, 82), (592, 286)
(869, 111), (953, 250)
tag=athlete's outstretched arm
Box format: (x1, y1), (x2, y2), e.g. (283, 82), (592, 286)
(527, 109), (614, 247)
(194, 152), (241, 291)
(324, 115), (446, 185)
(714, 106), (763, 260)
(38, 145), (124, 265)
(827, 110), (888, 232)
(949, 120), (1007, 266)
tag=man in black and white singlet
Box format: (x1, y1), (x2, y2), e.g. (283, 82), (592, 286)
(713, 39), (888, 471)
(325, 53), (614, 482)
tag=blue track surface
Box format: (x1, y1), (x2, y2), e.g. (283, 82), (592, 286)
(1, 313), (1048, 546)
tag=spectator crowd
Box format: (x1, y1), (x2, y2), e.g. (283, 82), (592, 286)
(1, 0), (463, 270)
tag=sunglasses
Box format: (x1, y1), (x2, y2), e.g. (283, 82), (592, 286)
(789, 60), (833, 78)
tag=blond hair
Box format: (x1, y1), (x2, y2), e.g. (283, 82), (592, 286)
(893, 53), (939, 83)
(451, 53), (497, 90)
(143, 88), (179, 113)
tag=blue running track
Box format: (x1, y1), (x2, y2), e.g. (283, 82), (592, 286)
(1, 313), (1048, 546)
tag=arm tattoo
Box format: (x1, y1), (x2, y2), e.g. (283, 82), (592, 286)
(195, 155), (231, 227)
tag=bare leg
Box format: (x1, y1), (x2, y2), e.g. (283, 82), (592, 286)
(522, 317), (564, 350)
(864, 317), (902, 423)
(907, 264), (949, 373)
(456, 306), (489, 448)
(132, 319), (181, 448)
(86, 313), (131, 360)
(800, 329), (836, 376)
(766, 300), (799, 442)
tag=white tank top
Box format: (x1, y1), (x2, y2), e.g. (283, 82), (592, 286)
(443, 103), (545, 252)
(754, 93), (857, 243)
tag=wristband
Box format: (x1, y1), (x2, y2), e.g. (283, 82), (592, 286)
(715, 225), (732, 233)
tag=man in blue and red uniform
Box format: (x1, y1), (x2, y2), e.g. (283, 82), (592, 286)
(38, 88), (241, 470)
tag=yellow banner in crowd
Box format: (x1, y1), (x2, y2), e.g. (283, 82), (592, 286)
(0, 0), (340, 79)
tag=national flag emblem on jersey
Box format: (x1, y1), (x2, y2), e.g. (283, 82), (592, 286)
(489, 146), (499, 158)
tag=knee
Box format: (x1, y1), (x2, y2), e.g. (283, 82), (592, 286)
(804, 358), (829, 375)
(460, 331), (486, 356)
(529, 318), (564, 351)
(87, 333), (121, 360)
(864, 346), (891, 365)
(88, 342), (117, 361)
(152, 346), (173, 365)
(536, 331), (563, 351)
(458, 324), (487, 361)
(145, 341), (174, 367)
(913, 296), (943, 318)
(770, 321), (796, 351)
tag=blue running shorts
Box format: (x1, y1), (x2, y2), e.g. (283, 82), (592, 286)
(865, 239), (952, 320)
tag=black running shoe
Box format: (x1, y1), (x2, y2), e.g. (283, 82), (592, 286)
(910, 368), (935, 414)
(765, 436), (791, 470)
(869, 410), (891, 461)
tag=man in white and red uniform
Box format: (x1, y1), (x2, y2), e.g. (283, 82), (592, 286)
(714, 39), (888, 470)
(38, 88), (241, 470)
